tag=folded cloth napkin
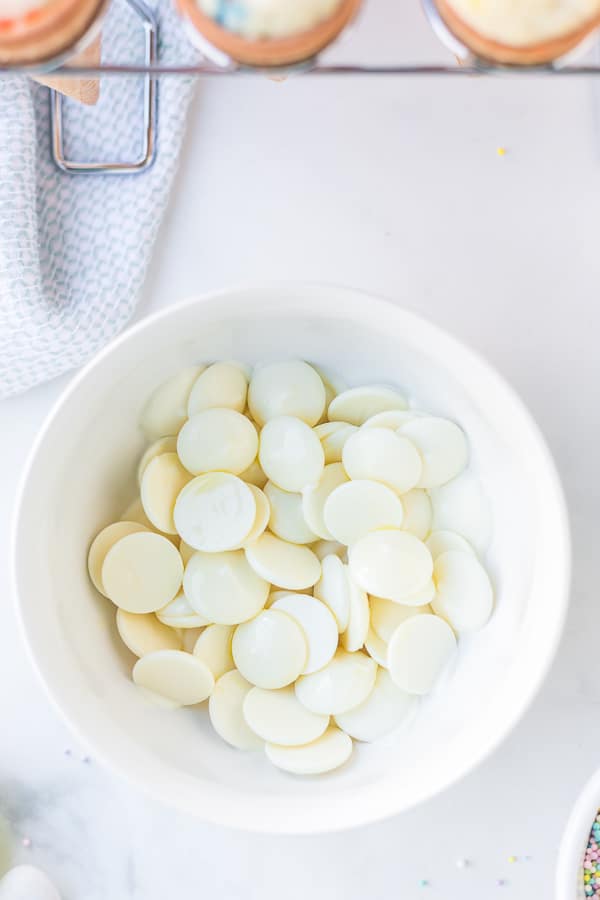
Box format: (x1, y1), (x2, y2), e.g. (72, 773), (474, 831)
(0, 0), (200, 398)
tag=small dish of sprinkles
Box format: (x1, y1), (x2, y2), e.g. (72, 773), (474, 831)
(584, 813), (600, 896)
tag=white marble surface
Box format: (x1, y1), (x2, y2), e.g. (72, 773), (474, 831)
(2, 2), (600, 898)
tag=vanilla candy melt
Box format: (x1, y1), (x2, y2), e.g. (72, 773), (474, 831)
(174, 473), (257, 552)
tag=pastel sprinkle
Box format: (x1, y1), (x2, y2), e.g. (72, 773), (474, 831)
(22, 837), (31, 848)
(456, 858), (470, 869)
(508, 856), (517, 864)
(496, 879), (506, 887)
(419, 880), (429, 888)
(497, 147), (507, 157)
(583, 811), (600, 897)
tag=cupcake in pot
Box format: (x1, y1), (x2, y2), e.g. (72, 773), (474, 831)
(176, 0), (362, 67)
(0, 0), (106, 66)
(433, 0), (600, 65)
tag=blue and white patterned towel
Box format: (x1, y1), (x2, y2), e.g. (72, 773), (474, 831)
(0, 0), (199, 397)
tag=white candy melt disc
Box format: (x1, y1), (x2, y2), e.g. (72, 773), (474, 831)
(243, 685), (329, 746)
(209, 670), (263, 751)
(259, 416), (324, 493)
(328, 385), (408, 426)
(248, 360), (326, 427)
(364, 627), (388, 667)
(265, 726), (352, 775)
(239, 457), (268, 489)
(88, 521), (148, 595)
(314, 421), (358, 464)
(140, 452), (191, 534)
(232, 610), (307, 689)
(429, 470), (492, 553)
(265, 481), (318, 545)
(399, 417), (468, 488)
(265, 589), (298, 608)
(116, 609), (182, 657)
(401, 489), (432, 540)
(181, 627), (205, 652)
(193, 624), (235, 679)
(184, 550), (269, 625)
(177, 409), (258, 476)
(433, 550), (493, 632)
(335, 668), (415, 741)
(120, 497), (155, 531)
(341, 574), (369, 652)
(133, 649), (214, 705)
(187, 362), (248, 415)
(311, 539), (347, 562)
(295, 649), (376, 715)
(323, 479), (404, 546)
(140, 365), (204, 440)
(179, 539), (195, 565)
(271, 594), (338, 674)
(245, 533), (321, 591)
(370, 596), (430, 642)
(312, 364), (348, 414)
(174, 473), (257, 552)
(348, 530), (433, 603)
(137, 435), (177, 484)
(302, 463), (349, 540)
(342, 427), (422, 494)
(426, 530), (475, 560)
(102, 532), (183, 613)
(401, 580), (436, 607)
(157, 590), (210, 628)
(313, 554), (350, 632)
(362, 409), (427, 429)
(242, 485), (270, 545)
(388, 614), (457, 695)
(224, 360), (252, 381)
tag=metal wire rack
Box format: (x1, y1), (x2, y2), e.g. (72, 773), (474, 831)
(4, 0), (600, 175)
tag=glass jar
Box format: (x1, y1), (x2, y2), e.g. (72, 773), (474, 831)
(0, 0), (108, 68)
(175, 0), (363, 68)
(424, 0), (600, 66)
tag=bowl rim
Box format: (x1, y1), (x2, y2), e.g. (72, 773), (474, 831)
(556, 768), (600, 899)
(11, 282), (572, 833)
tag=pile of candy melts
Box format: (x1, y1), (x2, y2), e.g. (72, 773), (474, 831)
(88, 360), (493, 776)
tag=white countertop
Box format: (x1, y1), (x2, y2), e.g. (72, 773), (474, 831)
(1, 2), (600, 898)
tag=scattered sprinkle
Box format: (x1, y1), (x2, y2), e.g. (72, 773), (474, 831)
(496, 879), (506, 887)
(64, 748), (72, 757)
(419, 880), (429, 888)
(524, 855), (532, 862)
(456, 858), (470, 869)
(508, 856), (517, 864)
(497, 147), (507, 157)
(81, 756), (91, 764)
(22, 837), (31, 848)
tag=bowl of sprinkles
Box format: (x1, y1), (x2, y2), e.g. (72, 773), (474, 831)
(557, 769), (600, 899)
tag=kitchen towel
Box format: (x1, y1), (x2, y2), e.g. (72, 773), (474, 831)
(0, 0), (200, 398)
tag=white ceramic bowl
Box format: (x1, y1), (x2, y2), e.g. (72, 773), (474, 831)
(12, 284), (570, 834)
(557, 769), (600, 899)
